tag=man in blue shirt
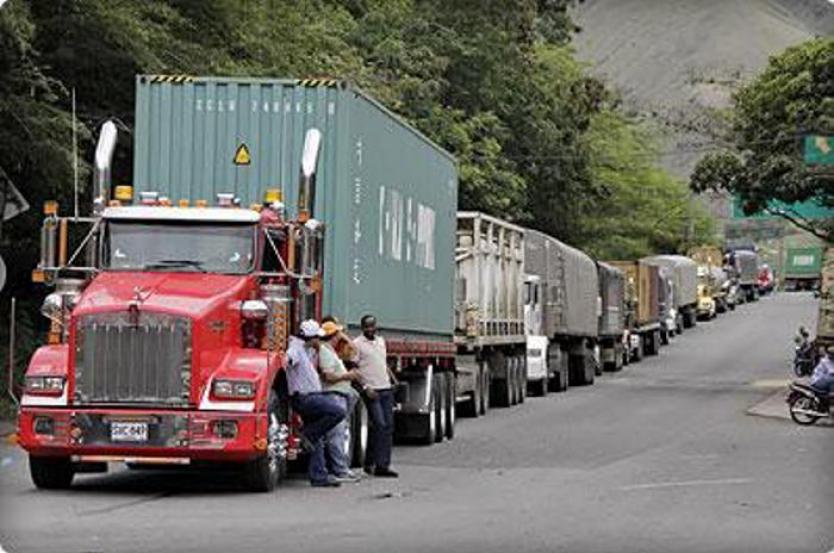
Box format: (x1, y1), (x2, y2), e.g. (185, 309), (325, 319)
(286, 320), (347, 487)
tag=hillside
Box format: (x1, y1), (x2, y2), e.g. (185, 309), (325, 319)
(573, 0), (832, 219)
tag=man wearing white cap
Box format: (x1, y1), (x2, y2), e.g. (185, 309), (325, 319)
(286, 319), (347, 487)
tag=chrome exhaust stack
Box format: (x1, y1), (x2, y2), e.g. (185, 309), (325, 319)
(93, 120), (118, 214)
(297, 128), (322, 222)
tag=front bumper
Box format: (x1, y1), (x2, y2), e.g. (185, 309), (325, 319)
(17, 407), (268, 463)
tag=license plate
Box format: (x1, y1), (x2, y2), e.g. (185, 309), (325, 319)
(110, 422), (149, 443)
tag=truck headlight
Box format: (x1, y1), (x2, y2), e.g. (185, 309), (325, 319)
(211, 379), (256, 399)
(25, 375), (65, 395)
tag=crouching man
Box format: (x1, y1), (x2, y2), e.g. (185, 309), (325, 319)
(286, 320), (347, 487)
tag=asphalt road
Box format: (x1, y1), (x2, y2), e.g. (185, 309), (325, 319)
(1, 293), (831, 553)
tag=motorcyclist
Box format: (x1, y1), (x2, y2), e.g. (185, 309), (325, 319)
(810, 345), (834, 396)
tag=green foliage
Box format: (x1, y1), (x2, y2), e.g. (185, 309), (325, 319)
(581, 110), (714, 259)
(690, 38), (834, 242)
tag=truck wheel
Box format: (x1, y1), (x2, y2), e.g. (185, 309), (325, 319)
(647, 331), (660, 356)
(445, 372), (456, 440)
(530, 377), (548, 397)
(419, 383), (438, 445)
(434, 374), (447, 443)
(29, 456), (74, 490)
(507, 357), (517, 406)
(633, 336), (644, 362)
(460, 362), (481, 418)
(489, 352), (512, 408)
(479, 364), (490, 415)
(350, 400), (369, 468)
(517, 355), (527, 404)
(244, 390), (287, 492)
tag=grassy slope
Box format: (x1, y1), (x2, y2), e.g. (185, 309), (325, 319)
(572, 0), (830, 223)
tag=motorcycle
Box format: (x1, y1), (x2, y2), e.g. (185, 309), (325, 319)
(786, 382), (832, 426)
(792, 329), (816, 377)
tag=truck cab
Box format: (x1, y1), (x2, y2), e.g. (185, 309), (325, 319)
(524, 274), (549, 395)
(17, 125), (325, 492)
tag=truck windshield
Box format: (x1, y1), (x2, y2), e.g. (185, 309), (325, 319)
(104, 221), (255, 275)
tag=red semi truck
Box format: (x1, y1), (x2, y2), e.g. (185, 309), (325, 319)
(16, 76), (459, 491)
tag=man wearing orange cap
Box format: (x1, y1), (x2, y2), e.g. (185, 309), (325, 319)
(320, 319), (363, 482)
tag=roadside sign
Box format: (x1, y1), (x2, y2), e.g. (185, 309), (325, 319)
(804, 135), (834, 166)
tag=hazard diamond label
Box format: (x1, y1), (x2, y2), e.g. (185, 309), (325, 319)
(234, 143), (251, 165)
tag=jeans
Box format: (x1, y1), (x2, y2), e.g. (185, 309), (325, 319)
(291, 392), (347, 484)
(364, 388), (394, 470)
(325, 393), (357, 477)
(811, 373), (834, 394)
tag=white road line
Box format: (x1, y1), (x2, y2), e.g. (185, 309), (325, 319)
(619, 478), (753, 491)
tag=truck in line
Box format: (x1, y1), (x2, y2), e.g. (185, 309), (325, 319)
(783, 247), (823, 292)
(525, 229), (600, 389)
(645, 255), (699, 330)
(608, 260), (662, 361)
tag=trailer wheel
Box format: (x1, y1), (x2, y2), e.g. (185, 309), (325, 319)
(479, 364), (490, 415)
(633, 336), (644, 362)
(417, 384), (438, 445)
(489, 352), (512, 408)
(29, 456), (74, 490)
(445, 372), (456, 440)
(243, 390), (287, 492)
(517, 355), (527, 404)
(460, 362), (481, 418)
(434, 373), (447, 443)
(647, 330), (660, 356)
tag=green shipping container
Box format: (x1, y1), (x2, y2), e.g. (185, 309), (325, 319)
(133, 76), (458, 340)
(784, 247), (823, 278)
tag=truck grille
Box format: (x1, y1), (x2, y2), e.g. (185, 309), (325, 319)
(75, 311), (191, 405)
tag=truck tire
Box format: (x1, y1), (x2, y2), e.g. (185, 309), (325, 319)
(546, 346), (560, 393)
(633, 336), (644, 362)
(29, 456), (74, 490)
(569, 348), (594, 387)
(460, 362), (482, 418)
(350, 400), (369, 468)
(445, 371), (456, 440)
(647, 330), (660, 356)
(507, 357), (518, 406)
(530, 377), (548, 397)
(517, 354), (527, 404)
(434, 373), (447, 443)
(417, 384), (438, 445)
(489, 352), (512, 408)
(479, 364), (490, 415)
(244, 390), (287, 492)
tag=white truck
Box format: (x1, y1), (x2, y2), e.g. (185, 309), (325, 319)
(455, 212), (529, 415)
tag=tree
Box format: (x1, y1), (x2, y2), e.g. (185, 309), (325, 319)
(690, 38), (834, 242)
(580, 109), (714, 259)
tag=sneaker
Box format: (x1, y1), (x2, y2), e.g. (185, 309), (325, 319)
(374, 467), (399, 478)
(311, 478), (341, 488)
(332, 471), (361, 483)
